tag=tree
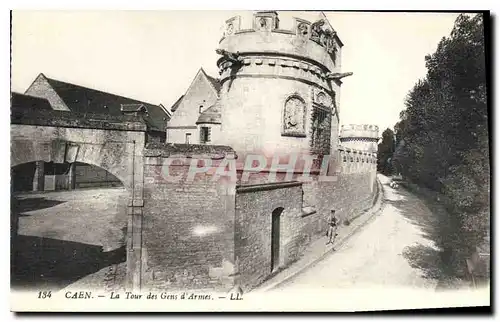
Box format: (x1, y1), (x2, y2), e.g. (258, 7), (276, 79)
(393, 13), (489, 276)
(377, 128), (395, 175)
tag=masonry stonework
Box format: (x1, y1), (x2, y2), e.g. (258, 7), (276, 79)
(339, 124), (380, 152)
(11, 112), (147, 290)
(235, 183), (303, 290)
(215, 12), (343, 156)
(140, 145), (237, 291)
(12, 11), (381, 293)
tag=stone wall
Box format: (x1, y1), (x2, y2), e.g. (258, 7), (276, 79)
(140, 144), (237, 291)
(74, 163), (122, 188)
(10, 124), (144, 189)
(11, 115), (378, 292)
(233, 145), (377, 291)
(11, 120), (147, 290)
(234, 183), (305, 290)
(303, 173), (376, 225)
(217, 77), (340, 155)
(215, 12), (342, 156)
(234, 171), (377, 291)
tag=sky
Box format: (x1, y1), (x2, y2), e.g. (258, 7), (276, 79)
(11, 10), (462, 133)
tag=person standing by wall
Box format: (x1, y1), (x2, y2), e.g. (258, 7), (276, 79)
(326, 210), (339, 246)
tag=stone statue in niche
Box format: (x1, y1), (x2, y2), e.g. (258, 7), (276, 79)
(297, 22), (309, 36)
(259, 17), (268, 30)
(226, 23), (234, 35)
(283, 96), (306, 135)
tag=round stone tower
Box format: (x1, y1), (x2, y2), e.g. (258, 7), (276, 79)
(339, 124), (379, 153)
(213, 11), (351, 157)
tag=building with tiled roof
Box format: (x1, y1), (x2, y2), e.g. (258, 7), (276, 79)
(166, 68), (221, 144)
(11, 92), (52, 112)
(24, 73), (171, 142)
(14, 73), (172, 191)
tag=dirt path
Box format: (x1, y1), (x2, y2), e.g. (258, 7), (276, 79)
(274, 175), (463, 291)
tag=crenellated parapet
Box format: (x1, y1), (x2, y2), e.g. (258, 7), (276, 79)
(339, 124), (379, 153)
(337, 145), (377, 174)
(212, 11), (351, 156)
(340, 124), (379, 140)
(217, 11), (348, 88)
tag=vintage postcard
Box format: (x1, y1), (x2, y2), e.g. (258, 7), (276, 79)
(10, 10), (490, 312)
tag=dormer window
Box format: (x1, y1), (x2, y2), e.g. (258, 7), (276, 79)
(120, 103), (147, 116)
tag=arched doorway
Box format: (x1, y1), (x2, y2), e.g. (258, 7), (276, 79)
(11, 161), (128, 292)
(271, 207), (284, 272)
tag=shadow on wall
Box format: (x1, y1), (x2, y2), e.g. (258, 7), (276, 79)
(11, 235), (126, 291)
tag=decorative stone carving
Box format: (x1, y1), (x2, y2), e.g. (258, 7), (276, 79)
(259, 18), (267, 29)
(325, 72), (354, 81)
(316, 92), (327, 106)
(216, 49), (242, 65)
(283, 95), (306, 136)
(310, 19), (325, 42)
(226, 23), (234, 35)
(224, 16), (240, 37)
(297, 22), (309, 36)
(253, 11), (278, 31)
(313, 89), (332, 108)
(256, 17), (273, 31)
(310, 19), (339, 65)
(323, 29), (337, 61)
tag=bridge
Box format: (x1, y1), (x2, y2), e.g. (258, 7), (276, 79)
(11, 108), (148, 290)
(11, 106), (242, 292)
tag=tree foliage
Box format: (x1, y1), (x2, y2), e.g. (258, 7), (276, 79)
(393, 13), (489, 275)
(377, 128), (395, 175)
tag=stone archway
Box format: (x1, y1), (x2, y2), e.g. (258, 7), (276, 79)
(10, 160), (129, 291)
(10, 124), (147, 291)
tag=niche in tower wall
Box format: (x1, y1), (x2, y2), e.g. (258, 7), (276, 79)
(310, 105), (331, 154)
(282, 95), (306, 137)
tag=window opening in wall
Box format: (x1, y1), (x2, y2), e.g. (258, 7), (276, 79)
(311, 106), (331, 153)
(185, 133), (191, 144)
(200, 127), (211, 144)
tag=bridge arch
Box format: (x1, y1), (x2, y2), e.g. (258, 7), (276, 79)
(10, 141), (132, 191)
(11, 124), (146, 291)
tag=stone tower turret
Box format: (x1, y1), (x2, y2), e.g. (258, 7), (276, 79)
(339, 124), (379, 153)
(213, 11), (351, 157)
